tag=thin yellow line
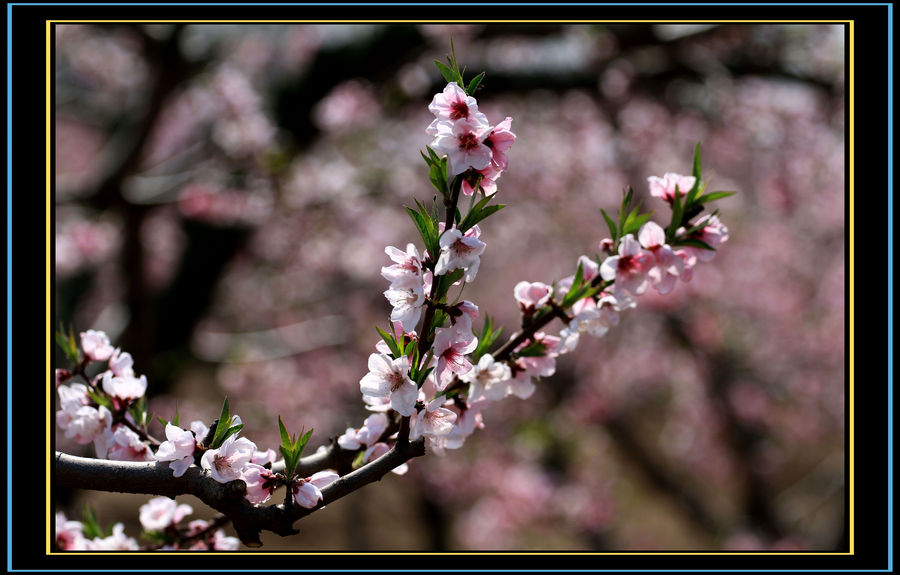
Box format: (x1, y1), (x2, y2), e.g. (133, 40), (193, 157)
(847, 19), (854, 557)
(46, 18), (53, 556)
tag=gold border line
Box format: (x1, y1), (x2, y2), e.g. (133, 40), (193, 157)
(45, 19), (854, 557)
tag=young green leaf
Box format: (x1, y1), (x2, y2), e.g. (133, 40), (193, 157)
(375, 326), (401, 358)
(434, 60), (457, 84)
(600, 208), (618, 244)
(466, 71), (485, 96)
(694, 191), (736, 205)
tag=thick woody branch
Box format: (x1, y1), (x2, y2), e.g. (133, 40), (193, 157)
(55, 437), (425, 547)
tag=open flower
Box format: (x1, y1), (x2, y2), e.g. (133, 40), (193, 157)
(101, 371), (148, 405)
(108, 348), (134, 377)
(381, 243), (423, 285)
(434, 226), (486, 282)
(461, 353), (512, 402)
(638, 221), (684, 295)
(647, 172), (696, 202)
(484, 116), (516, 171)
(428, 81), (488, 125)
(201, 435), (257, 483)
(241, 463), (280, 505)
(514, 281), (553, 311)
(139, 497), (193, 532)
(383, 280), (425, 333)
(359, 353), (417, 416)
(80, 329), (114, 361)
(103, 425), (154, 462)
(155, 423), (199, 477)
(430, 118), (494, 176)
(600, 234), (655, 303)
(432, 326), (478, 390)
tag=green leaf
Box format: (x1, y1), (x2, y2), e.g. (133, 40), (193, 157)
(294, 428), (314, 456)
(622, 211), (654, 237)
(86, 388), (113, 410)
(278, 416), (292, 449)
(515, 339), (548, 357)
(56, 324), (81, 365)
(434, 60), (457, 84)
(561, 262), (585, 308)
(466, 71), (485, 95)
(684, 143), (703, 207)
(81, 504), (103, 540)
(351, 449), (366, 470)
(694, 191), (736, 204)
(375, 326), (401, 358)
(209, 398), (232, 448)
(600, 208), (617, 243)
(673, 237), (715, 250)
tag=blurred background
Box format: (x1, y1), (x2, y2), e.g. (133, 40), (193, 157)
(54, 23), (846, 551)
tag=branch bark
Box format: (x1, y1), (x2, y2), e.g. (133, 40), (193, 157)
(56, 437), (425, 547)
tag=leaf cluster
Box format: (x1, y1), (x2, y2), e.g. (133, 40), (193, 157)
(278, 416), (314, 481)
(207, 398), (243, 450)
(433, 38), (484, 97)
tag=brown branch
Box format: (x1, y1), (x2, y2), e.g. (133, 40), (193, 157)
(56, 437), (426, 547)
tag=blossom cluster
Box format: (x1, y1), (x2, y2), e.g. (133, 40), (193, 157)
(350, 75), (730, 471)
(55, 498), (240, 551)
(56, 330), (152, 462)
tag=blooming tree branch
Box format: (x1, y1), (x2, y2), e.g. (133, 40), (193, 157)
(53, 46), (732, 550)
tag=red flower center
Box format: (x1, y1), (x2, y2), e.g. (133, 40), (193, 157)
(449, 101), (469, 120)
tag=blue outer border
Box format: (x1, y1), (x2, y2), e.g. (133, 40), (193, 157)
(13, 3), (890, 572)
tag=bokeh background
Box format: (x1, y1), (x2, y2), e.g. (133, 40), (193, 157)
(54, 23), (846, 551)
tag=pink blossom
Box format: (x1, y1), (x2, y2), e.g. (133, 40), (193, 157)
(190, 420), (210, 444)
(359, 353), (417, 416)
(57, 382), (89, 412)
(383, 280), (425, 333)
(647, 172), (696, 202)
(210, 529), (241, 550)
(461, 353), (512, 402)
(80, 329), (114, 361)
(427, 82), (488, 126)
(678, 214), (730, 263)
(410, 397), (458, 453)
(514, 333), (560, 378)
(599, 234), (655, 303)
(108, 348), (134, 377)
(514, 281), (553, 311)
(435, 226), (486, 282)
(56, 399), (112, 445)
(155, 422), (199, 477)
(85, 523), (138, 550)
(101, 370), (147, 404)
(430, 118), (494, 176)
(104, 425), (154, 462)
(292, 470), (340, 508)
(441, 407), (485, 451)
(460, 161), (502, 196)
(638, 221), (685, 295)
(139, 497), (193, 531)
(362, 442), (409, 475)
(241, 463), (280, 505)
(484, 116), (516, 171)
(56, 512), (87, 550)
(559, 295), (620, 353)
(432, 326), (478, 390)
(250, 448), (277, 466)
(381, 243), (423, 285)
(201, 435), (257, 483)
